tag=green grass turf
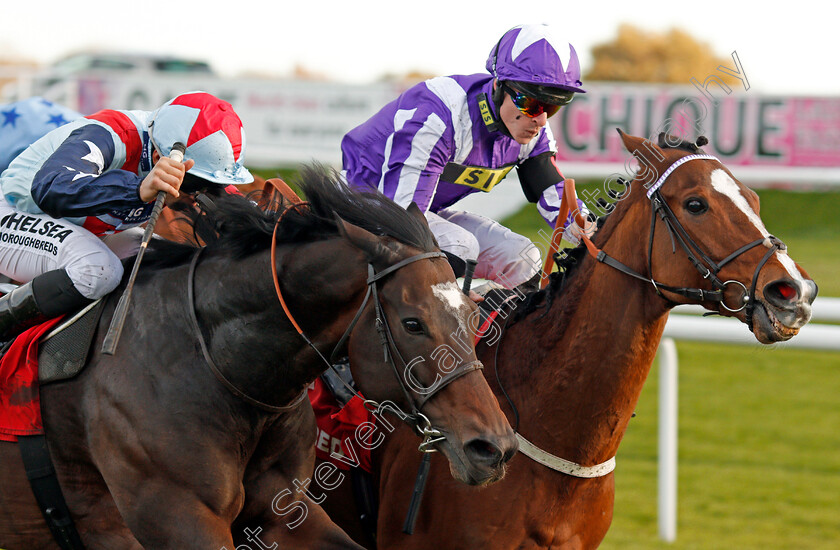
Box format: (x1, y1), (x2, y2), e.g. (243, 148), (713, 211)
(501, 186), (840, 548)
(602, 343), (840, 549)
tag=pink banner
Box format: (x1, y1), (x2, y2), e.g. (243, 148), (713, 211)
(550, 84), (840, 169)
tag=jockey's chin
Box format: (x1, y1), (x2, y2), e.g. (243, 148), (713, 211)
(513, 128), (541, 145)
(502, 116), (543, 145)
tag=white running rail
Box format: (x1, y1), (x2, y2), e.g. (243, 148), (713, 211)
(656, 297), (840, 542)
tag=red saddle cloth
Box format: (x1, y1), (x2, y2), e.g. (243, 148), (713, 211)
(308, 377), (374, 473)
(0, 318), (63, 442)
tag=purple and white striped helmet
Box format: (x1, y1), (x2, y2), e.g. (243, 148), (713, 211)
(486, 24), (586, 100)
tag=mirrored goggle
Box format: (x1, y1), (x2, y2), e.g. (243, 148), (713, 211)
(505, 85), (572, 118)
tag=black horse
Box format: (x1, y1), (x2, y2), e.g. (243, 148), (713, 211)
(0, 166), (516, 549)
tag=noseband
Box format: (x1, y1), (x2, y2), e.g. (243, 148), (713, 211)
(577, 154), (786, 330)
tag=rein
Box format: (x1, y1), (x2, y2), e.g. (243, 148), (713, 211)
(187, 247), (308, 413)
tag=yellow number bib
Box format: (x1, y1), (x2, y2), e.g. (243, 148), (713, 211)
(445, 164), (514, 192)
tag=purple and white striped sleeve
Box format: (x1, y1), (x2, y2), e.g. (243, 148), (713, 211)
(536, 178), (589, 228)
(376, 102), (454, 212)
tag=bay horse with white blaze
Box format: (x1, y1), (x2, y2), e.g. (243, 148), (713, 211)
(0, 166), (516, 549)
(318, 131), (818, 549)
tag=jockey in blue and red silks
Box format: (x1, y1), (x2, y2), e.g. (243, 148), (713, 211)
(341, 24), (597, 292)
(0, 91), (254, 340)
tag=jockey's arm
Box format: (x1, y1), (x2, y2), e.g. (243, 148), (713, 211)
(28, 124), (150, 218)
(517, 151), (596, 244)
(376, 116), (450, 212)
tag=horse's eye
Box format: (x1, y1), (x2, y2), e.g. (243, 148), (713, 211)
(402, 318), (426, 335)
(684, 198), (708, 215)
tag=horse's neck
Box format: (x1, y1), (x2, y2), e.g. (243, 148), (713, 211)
(193, 244), (366, 408)
(502, 224), (669, 465)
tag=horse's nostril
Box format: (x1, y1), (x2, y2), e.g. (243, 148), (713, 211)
(764, 279), (799, 306)
(777, 283), (796, 300)
(502, 446), (517, 464)
(464, 438), (505, 468)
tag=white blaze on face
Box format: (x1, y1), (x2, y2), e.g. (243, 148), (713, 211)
(710, 169), (812, 299)
(432, 281), (471, 334)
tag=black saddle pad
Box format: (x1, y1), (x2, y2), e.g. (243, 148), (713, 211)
(38, 300), (106, 384)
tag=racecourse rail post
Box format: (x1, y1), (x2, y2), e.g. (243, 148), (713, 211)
(658, 337), (678, 542)
(101, 142), (186, 355)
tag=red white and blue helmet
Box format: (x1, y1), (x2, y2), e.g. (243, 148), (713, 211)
(149, 91), (253, 185)
(486, 24), (586, 103)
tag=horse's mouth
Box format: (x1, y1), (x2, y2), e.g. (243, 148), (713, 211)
(436, 438), (510, 487)
(446, 455), (508, 486)
(752, 301), (801, 343)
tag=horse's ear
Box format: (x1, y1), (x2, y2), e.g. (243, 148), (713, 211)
(406, 202), (430, 227)
(616, 128), (664, 161)
(334, 215), (401, 265)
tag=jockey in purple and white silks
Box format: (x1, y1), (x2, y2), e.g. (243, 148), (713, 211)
(0, 91), (253, 340)
(341, 24), (595, 290)
(0, 97), (81, 173)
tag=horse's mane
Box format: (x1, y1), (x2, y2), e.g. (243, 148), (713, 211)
(140, 163), (438, 270)
(511, 223), (601, 322)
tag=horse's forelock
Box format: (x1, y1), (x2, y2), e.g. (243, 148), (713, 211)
(657, 132), (709, 154)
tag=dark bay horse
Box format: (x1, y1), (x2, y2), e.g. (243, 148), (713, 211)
(0, 166), (516, 549)
(318, 131), (818, 549)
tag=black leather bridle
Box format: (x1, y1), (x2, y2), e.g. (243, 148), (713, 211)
(583, 154), (786, 330)
(323, 252), (484, 451)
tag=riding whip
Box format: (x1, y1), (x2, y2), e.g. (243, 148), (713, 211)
(461, 259), (478, 295)
(101, 142), (186, 355)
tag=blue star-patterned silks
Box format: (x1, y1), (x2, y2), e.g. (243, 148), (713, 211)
(2, 107), (21, 127)
(47, 113), (68, 126)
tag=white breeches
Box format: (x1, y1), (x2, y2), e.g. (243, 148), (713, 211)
(425, 208), (541, 289)
(0, 196), (142, 299)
